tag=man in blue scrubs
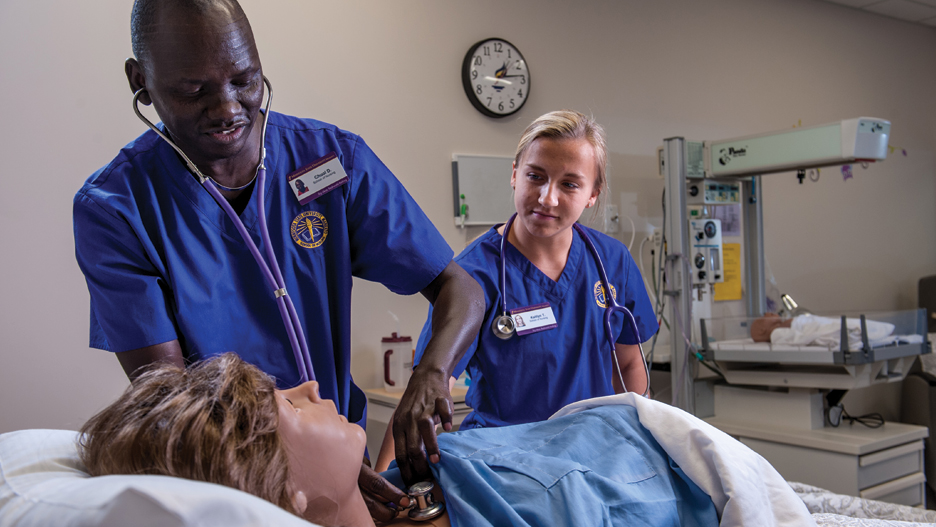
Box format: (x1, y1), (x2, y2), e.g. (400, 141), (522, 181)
(72, 0), (483, 520)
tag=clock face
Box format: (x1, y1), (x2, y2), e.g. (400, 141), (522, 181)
(461, 38), (530, 118)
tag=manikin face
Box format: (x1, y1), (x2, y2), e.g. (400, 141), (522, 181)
(751, 312), (789, 342)
(276, 381), (367, 520)
(510, 137), (600, 242)
(128, 4), (265, 169)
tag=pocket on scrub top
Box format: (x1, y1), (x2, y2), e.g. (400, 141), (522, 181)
(454, 412), (658, 489)
(526, 411), (658, 485)
(465, 445), (587, 489)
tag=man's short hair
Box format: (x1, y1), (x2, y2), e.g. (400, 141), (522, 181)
(130, 0), (247, 65)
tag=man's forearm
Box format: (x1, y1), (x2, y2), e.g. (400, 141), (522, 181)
(418, 261), (484, 374)
(116, 340), (185, 381)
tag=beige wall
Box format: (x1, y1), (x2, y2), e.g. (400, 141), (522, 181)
(1, 0), (934, 433)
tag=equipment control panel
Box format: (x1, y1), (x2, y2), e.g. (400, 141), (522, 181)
(686, 181), (741, 205)
(690, 219), (724, 286)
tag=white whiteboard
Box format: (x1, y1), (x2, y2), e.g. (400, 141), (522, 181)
(452, 154), (515, 226)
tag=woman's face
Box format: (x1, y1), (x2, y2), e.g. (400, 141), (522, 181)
(275, 381), (366, 516)
(511, 137), (600, 242)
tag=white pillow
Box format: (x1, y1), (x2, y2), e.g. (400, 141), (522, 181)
(0, 429), (319, 527)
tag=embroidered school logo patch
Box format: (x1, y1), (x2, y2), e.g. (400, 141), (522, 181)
(594, 281), (617, 308)
(290, 211), (328, 249)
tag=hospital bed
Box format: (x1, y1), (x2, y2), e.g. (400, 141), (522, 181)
(4, 394), (936, 527)
(699, 309), (928, 392)
(695, 309), (931, 506)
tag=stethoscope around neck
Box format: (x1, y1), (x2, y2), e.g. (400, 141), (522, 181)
(132, 76), (316, 383)
(492, 213), (650, 396)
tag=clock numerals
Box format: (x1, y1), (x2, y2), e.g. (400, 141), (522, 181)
(462, 38), (530, 118)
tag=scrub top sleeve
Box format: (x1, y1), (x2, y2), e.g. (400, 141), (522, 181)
(344, 137), (453, 295)
(73, 195), (179, 352)
(617, 251), (659, 345)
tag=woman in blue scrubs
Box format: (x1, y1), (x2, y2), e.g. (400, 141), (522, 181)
(413, 110), (658, 432)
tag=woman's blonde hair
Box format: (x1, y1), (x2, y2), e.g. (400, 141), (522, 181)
(78, 353), (298, 516)
(514, 110), (609, 200)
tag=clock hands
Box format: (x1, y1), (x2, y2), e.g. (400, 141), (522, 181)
(462, 38), (529, 117)
(486, 61), (525, 88)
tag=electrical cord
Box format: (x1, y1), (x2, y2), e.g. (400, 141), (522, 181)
(646, 189), (669, 367)
(666, 252), (696, 411)
(637, 236), (658, 310)
(828, 405), (884, 428)
(624, 213), (636, 251)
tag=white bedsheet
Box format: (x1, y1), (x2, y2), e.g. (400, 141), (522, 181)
(551, 393), (818, 527)
(770, 315), (919, 350)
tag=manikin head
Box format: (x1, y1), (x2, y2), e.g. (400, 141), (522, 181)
(79, 354), (368, 525)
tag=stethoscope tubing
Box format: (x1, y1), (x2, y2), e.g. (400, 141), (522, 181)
(497, 213), (517, 317)
(132, 77), (315, 382)
(575, 222), (649, 396)
(255, 163), (314, 382)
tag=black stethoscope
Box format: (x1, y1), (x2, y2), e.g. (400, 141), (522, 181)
(491, 213), (650, 395)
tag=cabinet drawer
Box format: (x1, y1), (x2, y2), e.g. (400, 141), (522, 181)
(858, 441), (924, 490)
(860, 472), (926, 507)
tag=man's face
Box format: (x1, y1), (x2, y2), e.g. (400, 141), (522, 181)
(138, 7), (264, 168)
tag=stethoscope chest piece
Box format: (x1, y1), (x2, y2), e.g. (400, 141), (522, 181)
(406, 481), (446, 521)
(491, 314), (516, 340)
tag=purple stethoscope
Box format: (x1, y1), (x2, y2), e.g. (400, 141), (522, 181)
(132, 76), (316, 383)
(491, 213), (650, 395)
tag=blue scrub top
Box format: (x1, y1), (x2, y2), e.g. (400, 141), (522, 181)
(382, 405), (717, 526)
(415, 224), (657, 429)
(73, 112), (453, 427)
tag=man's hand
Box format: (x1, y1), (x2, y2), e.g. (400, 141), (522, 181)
(390, 260), (482, 484)
(391, 366), (454, 484)
(359, 462), (410, 523)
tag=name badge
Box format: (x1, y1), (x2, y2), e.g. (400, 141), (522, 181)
(287, 152), (349, 206)
(511, 302), (557, 336)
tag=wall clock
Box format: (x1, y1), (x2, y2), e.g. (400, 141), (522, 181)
(461, 38), (530, 118)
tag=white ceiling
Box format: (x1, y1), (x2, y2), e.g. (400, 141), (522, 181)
(818, 0), (936, 27)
